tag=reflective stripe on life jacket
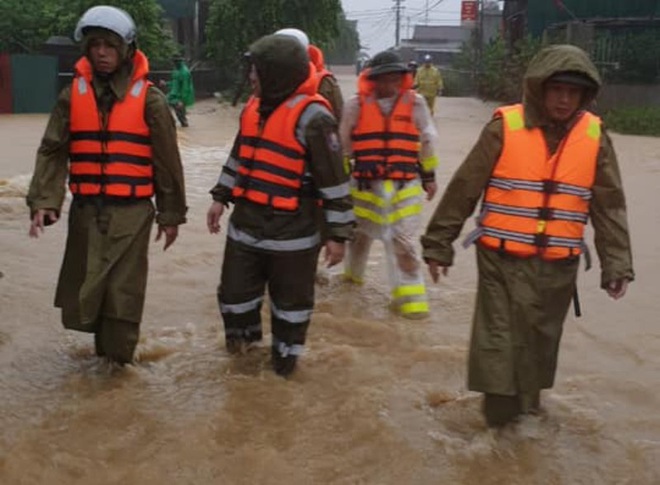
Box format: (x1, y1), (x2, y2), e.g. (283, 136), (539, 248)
(476, 103), (601, 260)
(68, 50), (154, 199)
(351, 83), (420, 180)
(232, 66), (331, 211)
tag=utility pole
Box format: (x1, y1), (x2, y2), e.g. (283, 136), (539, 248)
(394, 0), (405, 47)
(478, 0), (485, 72)
(425, 0), (429, 25)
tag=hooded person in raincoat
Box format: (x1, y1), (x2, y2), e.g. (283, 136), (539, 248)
(414, 54), (443, 115)
(421, 45), (634, 427)
(26, 6), (187, 365)
(206, 34), (354, 377)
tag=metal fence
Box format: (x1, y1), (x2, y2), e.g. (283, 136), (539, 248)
(440, 68), (477, 97)
(57, 67), (222, 99)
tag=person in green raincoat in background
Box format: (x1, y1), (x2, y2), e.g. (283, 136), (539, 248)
(26, 6), (187, 365)
(421, 44), (634, 427)
(164, 56), (195, 127)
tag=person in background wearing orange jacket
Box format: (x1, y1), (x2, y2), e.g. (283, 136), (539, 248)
(275, 28), (344, 120)
(340, 50), (440, 320)
(26, 6), (187, 365)
(421, 45), (634, 427)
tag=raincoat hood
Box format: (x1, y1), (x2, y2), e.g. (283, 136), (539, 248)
(522, 44), (601, 127)
(249, 34), (311, 118)
(357, 69), (414, 97)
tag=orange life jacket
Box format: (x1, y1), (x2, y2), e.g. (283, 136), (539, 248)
(232, 65), (331, 211)
(308, 45), (334, 86)
(476, 103), (601, 260)
(68, 50), (154, 199)
(351, 71), (420, 180)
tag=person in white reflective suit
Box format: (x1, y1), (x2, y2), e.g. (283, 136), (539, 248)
(339, 51), (440, 319)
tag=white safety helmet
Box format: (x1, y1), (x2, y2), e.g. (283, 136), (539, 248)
(274, 28), (310, 49)
(423, 54), (432, 62)
(74, 5), (137, 44)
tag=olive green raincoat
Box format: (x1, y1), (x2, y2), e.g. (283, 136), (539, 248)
(421, 45), (634, 409)
(26, 54), (187, 360)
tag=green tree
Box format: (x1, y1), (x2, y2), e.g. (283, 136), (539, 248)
(325, 13), (360, 65)
(0, 0), (177, 64)
(602, 30), (660, 84)
(206, 0), (343, 85)
(453, 34), (541, 102)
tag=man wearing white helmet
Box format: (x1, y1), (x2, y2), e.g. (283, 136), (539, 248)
(26, 5), (187, 365)
(274, 27), (344, 120)
(414, 54), (443, 115)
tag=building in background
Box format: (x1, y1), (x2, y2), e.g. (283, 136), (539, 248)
(158, 0), (211, 60)
(395, 2), (502, 66)
(502, 0), (660, 109)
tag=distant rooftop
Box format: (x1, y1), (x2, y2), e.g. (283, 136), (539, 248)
(411, 25), (472, 43)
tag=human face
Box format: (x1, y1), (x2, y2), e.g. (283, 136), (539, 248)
(543, 81), (585, 122)
(88, 37), (120, 74)
(249, 64), (261, 97)
(374, 72), (404, 99)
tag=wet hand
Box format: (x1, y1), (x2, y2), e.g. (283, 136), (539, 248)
(423, 181), (437, 201)
(324, 240), (345, 268)
(606, 278), (629, 300)
(427, 259), (448, 283)
(156, 225), (178, 251)
(29, 209), (58, 238)
(207, 202), (225, 234)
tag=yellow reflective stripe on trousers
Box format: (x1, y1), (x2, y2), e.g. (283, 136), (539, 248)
(354, 203), (422, 225)
(391, 184), (423, 204)
(400, 301), (430, 314)
(392, 284), (426, 299)
(354, 206), (385, 224)
(350, 188), (386, 208)
(389, 203), (422, 223)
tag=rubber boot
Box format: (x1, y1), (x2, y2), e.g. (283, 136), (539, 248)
(271, 346), (297, 377)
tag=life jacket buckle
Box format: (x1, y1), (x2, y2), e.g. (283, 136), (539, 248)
(538, 207), (554, 220)
(534, 233), (549, 247)
(543, 179), (559, 194)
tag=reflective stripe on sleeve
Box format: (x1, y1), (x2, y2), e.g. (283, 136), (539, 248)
(218, 171), (236, 189)
(324, 209), (356, 224)
(318, 182), (350, 199)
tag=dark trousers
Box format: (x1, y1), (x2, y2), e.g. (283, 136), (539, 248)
(172, 102), (188, 127)
(217, 239), (320, 356)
